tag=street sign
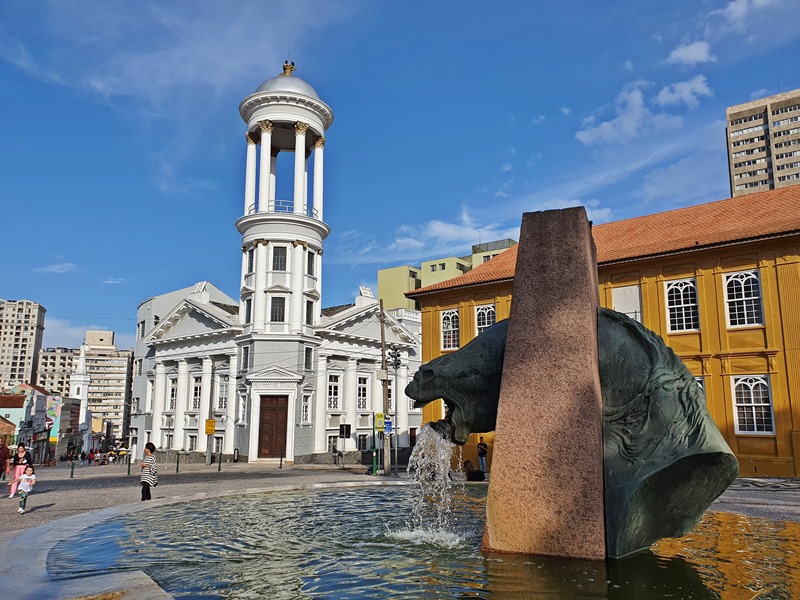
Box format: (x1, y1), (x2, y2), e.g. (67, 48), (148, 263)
(205, 419), (216, 435)
(384, 416), (393, 434)
(375, 413), (385, 431)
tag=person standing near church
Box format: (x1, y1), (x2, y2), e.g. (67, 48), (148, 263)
(140, 442), (158, 501)
(477, 437), (488, 473)
(8, 443), (33, 498)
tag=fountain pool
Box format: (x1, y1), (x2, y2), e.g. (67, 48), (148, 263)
(48, 484), (800, 598)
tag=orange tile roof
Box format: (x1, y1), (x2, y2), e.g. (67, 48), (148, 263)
(408, 186), (800, 297)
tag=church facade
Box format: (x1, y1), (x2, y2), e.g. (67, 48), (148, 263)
(128, 65), (421, 463)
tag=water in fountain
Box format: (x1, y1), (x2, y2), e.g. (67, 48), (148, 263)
(387, 423), (467, 548)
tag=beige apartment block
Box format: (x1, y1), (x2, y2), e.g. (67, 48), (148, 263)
(378, 239), (516, 310)
(726, 88), (800, 197)
(83, 330), (133, 442)
(0, 299), (46, 391)
(37, 347), (78, 398)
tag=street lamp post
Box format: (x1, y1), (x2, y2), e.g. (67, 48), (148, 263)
(388, 345), (401, 476)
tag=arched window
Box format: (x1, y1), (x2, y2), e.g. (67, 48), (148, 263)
(441, 309), (460, 350)
(666, 279), (699, 331)
(733, 375), (773, 434)
(475, 304), (496, 336)
(725, 270), (763, 327)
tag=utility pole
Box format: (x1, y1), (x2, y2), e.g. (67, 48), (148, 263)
(379, 300), (391, 475)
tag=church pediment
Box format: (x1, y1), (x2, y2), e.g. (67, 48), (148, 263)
(245, 365), (302, 384)
(146, 299), (240, 344)
(266, 284), (292, 293)
(317, 305), (416, 346)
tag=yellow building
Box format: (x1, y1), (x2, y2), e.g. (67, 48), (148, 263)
(407, 186), (800, 477)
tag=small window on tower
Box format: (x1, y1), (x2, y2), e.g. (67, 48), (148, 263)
(272, 247), (287, 271)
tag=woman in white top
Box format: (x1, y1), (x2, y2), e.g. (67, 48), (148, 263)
(140, 442), (158, 501)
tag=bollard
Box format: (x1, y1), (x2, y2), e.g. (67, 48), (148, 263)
(127, 453), (131, 476)
(70, 460), (75, 479)
(176, 451), (181, 473)
(280, 452), (283, 469)
(217, 448), (222, 472)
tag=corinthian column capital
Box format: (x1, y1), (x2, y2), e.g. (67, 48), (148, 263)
(245, 132), (257, 145)
(313, 136), (326, 149)
(258, 120), (273, 134)
(295, 121), (310, 135)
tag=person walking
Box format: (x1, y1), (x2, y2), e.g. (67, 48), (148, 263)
(7, 465), (35, 514)
(8, 443), (33, 498)
(0, 439), (10, 482)
(477, 436), (488, 473)
(140, 442), (158, 501)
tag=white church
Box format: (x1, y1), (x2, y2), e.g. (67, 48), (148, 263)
(128, 64), (422, 463)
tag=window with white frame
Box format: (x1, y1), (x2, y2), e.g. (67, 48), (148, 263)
(441, 309), (460, 350)
(188, 435), (197, 451)
(304, 347), (313, 370)
(214, 437), (223, 453)
(357, 434), (369, 450)
(241, 345), (250, 369)
(192, 377), (202, 410)
(733, 375), (774, 434)
(217, 380), (228, 410)
(695, 377), (704, 391)
(301, 394), (311, 423)
(666, 279), (700, 332)
(244, 298), (252, 323)
(357, 376), (369, 410)
(725, 270), (763, 327)
(327, 435), (338, 453)
(238, 395), (247, 423)
(307, 250), (315, 276)
(271, 297), (286, 322)
(327, 374), (340, 410)
(272, 246), (287, 271)
(247, 247), (255, 272)
(168, 379), (177, 411)
(305, 300), (314, 326)
(475, 304), (496, 335)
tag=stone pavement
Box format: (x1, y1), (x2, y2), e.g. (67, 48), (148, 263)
(0, 462), (799, 599)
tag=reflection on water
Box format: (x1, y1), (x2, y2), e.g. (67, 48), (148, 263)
(48, 486), (800, 599)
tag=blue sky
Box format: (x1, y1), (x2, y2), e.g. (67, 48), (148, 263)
(1, 0), (799, 350)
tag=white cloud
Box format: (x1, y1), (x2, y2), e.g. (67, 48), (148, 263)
(654, 75), (713, 109)
(103, 278), (126, 285)
(575, 84), (682, 145)
(501, 163), (513, 173)
(33, 262), (77, 274)
(560, 106), (572, 116)
(622, 60), (634, 71)
(532, 114), (546, 124)
(750, 87), (771, 100)
(42, 318), (88, 348)
(526, 153), (543, 166)
(710, 0), (782, 30)
(665, 41), (716, 66)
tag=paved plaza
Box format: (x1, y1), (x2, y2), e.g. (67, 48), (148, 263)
(1, 460), (799, 599)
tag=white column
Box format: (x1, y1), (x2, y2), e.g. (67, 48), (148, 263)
(198, 357), (213, 453)
(397, 360), (410, 447)
(269, 150), (278, 202)
(152, 362), (166, 449)
(258, 121), (273, 212)
(303, 148), (310, 215)
(244, 133), (257, 215)
(253, 241), (267, 332)
(290, 242), (305, 334)
(312, 137), (325, 220)
(371, 370), (383, 416)
(315, 250), (323, 323)
(173, 359), (189, 449)
(314, 354), (328, 453)
(293, 122), (309, 214)
(224, 353), (237, 454)
(344, 359), (358, 451)
(239, 247), (248, 324)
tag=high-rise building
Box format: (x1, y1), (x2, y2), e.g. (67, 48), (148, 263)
(0, 299), (46, 391)
(82, 330), (133, 442)
(378, 239), (517, 310)
(726, 88), (800, 197)
(37, 347), (78, 398)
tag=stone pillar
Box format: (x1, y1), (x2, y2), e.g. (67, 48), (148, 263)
(239, 247), (249, 325)
(312, 137), (325, 220)
(343, 359), (358, 451)
(483, 207), (606, 560)
(314, 354), (329, 453)
(198, 357), (213, 453)
(244, 133), (257, 215)
(152, 362), (166, 448)
(224, 353), (237, 454)
(257, 121), (272, 212)
(173, 359), (189, 449)
(397, 360), (409, 447)
(293, 122), (308, 214)
(253, 241), (267, 332)
(269, 149), (278, 202)
(290, 241), (305, 333)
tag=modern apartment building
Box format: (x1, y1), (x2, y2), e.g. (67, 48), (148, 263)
(378, 239), (517, 310)
(83, 330), (133, 442)
(0, 299), (46, 391)
(37, 347), (78, 398)
(726, 88), (800, 197)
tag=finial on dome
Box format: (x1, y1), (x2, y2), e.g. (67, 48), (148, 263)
(282, 60), (295, 76)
